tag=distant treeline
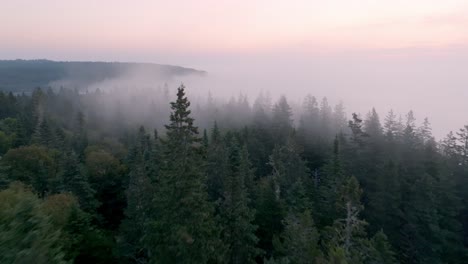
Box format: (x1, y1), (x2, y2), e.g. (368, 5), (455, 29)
(0, 59), (204, 92)
(0, 85), (467, 264)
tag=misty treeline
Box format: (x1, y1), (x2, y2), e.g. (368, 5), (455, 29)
(0, 84), (467, 264)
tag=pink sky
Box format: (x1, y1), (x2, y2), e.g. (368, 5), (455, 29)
(2, 0), (468, 56)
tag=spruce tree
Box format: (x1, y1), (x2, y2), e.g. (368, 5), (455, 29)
(59, 151), (98, 213)
(255, 177), (284, 260)
(219, 139), (259, 264)
(206, 121), (229, 202)
(271, 96), (293, 144)
(119, 126), (155, 263)
(148, 84), (222, 263)
(317, 136), (345, 226)
(0, 183), (65, 264)
(273, 210), (322, 264)
(268, 138), (310, 204)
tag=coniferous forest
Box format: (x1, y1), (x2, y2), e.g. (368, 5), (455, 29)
(1, 83), (468, 264)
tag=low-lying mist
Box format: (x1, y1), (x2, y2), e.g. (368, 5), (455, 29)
(45, 48), (468, 140)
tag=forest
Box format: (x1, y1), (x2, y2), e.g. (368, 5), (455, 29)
(0, 84), (467, 264)
(0, 60), (204, 93)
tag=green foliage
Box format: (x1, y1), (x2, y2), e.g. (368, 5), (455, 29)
(118, 126), (156, 263)
(59, 151), (98, 213)
(1, 145), (59, 196)
(206, 121), (229, 201)
(42, 193), (91, 261)
(269, 138), (310, 205)
(0, 182), (66, 264)
(219, 139), (259, 264)
(0, 84), (467, 264)
(148, 85), (222, 263)
(273, 210), (322, 264)
(255, 177), (285, 260)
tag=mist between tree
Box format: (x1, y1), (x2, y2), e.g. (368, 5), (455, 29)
(27, 61), (451, 146)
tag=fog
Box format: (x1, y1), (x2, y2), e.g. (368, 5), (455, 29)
(177, 47), (468, 139)
(52, 46), (466, 139)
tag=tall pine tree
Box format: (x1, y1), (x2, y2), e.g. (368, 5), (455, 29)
(147, 85), (223, 263)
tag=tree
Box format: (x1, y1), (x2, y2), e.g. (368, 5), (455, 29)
(319, 97), (333, 140)
(269, 138), (310, 204)
(73, 111), (88, 158)
(368, 230), (397, 264)
(317, 136), (345, 226)
(271, 96), (293, 144)
(219, 139), (259, 264)
(148, 84), (223, 263)
(32, 118), (57, 148)
(273, 210), (322, 264)
(42, 193), (91, 262)
(363, 108), (383, 139)
(206, 121), (229, 202)
(348, 113), (367, 147)
(333, 101), (348, 135)
(85, 146), (126, 229)
(417, 117), (433, 144)
(326, 176), (369, 263)
(1, 145), (58, 197)
(255, 178), (285, 260)
(59, 151), (98, 213)
(383, 109), (400, 140)
(118, 127), (155, 263)
(0, 182), (66, 264)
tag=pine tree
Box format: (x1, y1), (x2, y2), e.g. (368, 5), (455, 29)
(367, 160), (401, 238)
(326, 176), (371, 263)
(255, 178), (284, 260)
(238, 145), (256, 203)
(59, 151), (98, 213)
(368, 230), (397, 264)
(383, 109), (400, 140)
(363, 108), (383, 139)
(273, 210), (322, 264)
(317, 136), (345, 226)
(148, 84), (222, 263)
(206, 121), (229, 202)
(32, 119), (56, 148)
(0, 182), (65, 264)
(271, 96), (293, 144)
(119, 126), (155, 263)
(319, 97), (333, 140)
(298, 95), (320, 146)
(219, 139), (259, 264)
(73, 111), (88, 158)
(268, 138), (310, 204)
(333, 101), (348, 135)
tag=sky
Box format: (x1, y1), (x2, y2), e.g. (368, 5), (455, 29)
(1, 0), (468, 137)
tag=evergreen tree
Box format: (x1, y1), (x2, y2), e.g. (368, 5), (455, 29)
(368, 230), (397, 264)
(0, 182), (65, 264)
(219, 139), (259, 264)
(383, 109), (400, 140)
(148, 85), (222, 263)
(206, 121), (229, 202)
(74, 111), (88, 155)
(271, 96), (293, 144)
(273, 210), (322, 264)
(319, 97), (333, 140)
(119, 126), (155, 263)
(255, 178), (284, 261)
(269, 138), (310, 203)
(317, 136), (345, 226)
(59, 151), (98, 213)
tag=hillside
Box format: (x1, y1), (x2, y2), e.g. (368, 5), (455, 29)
(0, 59), (205, 92)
